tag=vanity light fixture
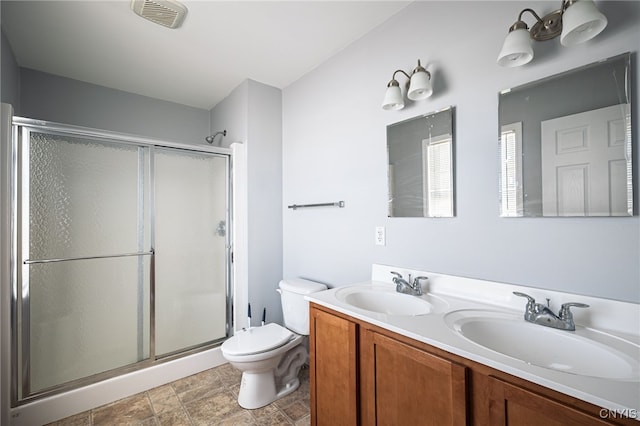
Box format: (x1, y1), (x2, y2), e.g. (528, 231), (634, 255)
(497, 0), (608, 67)
(382, 59), (433, 110)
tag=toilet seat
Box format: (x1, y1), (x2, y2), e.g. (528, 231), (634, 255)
(222, 323), (294, 356)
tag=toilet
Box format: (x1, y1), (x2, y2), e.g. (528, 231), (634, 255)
(221, 278), (327, 409)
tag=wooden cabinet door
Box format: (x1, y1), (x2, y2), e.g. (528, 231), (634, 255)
(488, 376), (612, 426)
(361, 329), (468, 426)
(309, 306), (359, 426)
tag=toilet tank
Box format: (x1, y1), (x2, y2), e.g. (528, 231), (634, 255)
(279, 278), (327, 335)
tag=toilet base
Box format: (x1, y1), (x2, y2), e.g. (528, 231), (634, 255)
(222, 325), (312, 409)
(235, 343), (308, 409)
(237, 372), (300, 409)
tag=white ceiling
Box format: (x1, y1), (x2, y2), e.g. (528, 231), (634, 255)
(2, 0), (410, 110)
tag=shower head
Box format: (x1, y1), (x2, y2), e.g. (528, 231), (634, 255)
(205, 130), (227, 145)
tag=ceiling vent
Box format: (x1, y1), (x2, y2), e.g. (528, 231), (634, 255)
(131, 0), (187, 29)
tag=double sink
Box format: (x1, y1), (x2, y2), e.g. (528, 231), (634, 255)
(334, 285), (640, 381)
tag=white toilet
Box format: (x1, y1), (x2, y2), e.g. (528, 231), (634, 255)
(221, 278), (327, 409)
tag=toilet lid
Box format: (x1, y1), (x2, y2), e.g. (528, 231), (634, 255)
(222, 323), (294, 356)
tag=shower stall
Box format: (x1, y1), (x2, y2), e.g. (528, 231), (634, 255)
(6, 116), (233, 407)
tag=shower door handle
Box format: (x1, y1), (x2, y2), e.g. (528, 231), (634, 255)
(23, 250), (155, 265)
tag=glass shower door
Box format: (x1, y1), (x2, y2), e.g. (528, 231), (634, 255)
(20, 130), (151, 397)
(154, 147), (229, 356)
(14, 122), (231, 403)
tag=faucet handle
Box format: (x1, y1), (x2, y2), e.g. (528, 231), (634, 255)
(412, 276), (428, 285)
(390, 271), (403, 280)
(513, 291), (536, 304)
(559, 302), (589, 320)
(412, 276), (428, 295)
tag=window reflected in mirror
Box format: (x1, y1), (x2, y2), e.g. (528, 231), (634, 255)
(387, 107), (455, 217)
(500, 122), (524, 216)
(498, 53), (632, 217)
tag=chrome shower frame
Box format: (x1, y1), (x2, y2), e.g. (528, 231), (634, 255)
(9, 117), (234, 406)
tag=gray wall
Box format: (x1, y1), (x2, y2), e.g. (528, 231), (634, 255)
(1, 30), (20, 113)
(282, 1), (640, 302)
(209, 81), (248, 149)
(19, 68), (209, 145)
(210, 79), (284, 325)
(247, 80), (283, 325)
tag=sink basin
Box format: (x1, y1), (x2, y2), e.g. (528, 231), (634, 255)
(445, 309), (640, 380)
(335, 285), (447, 316)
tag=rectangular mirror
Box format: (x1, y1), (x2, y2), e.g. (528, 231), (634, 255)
(499, 53), (632, 217)
(387, 107), (455, 217)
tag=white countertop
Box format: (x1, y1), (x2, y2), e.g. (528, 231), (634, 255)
(305, 264), (640, 417)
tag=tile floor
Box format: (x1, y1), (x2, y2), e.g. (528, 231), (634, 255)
(47, 363), (311, 426)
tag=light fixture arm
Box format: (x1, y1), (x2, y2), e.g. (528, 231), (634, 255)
(515, 8), (544, 28)
(388, 60), (431, 88)
(391, 69), (412, 82)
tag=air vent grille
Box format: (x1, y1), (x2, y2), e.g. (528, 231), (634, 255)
(131, 0), (187, 29)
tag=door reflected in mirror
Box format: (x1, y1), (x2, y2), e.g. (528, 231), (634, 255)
(499, 53), (633, 217)
(387, 107), (455, 217)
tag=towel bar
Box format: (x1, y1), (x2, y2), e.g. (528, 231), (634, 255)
(287, 201), (345, 210)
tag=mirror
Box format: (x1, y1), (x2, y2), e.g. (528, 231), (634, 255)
(499, 53), (632, 217)
(387, 107), (455, 217)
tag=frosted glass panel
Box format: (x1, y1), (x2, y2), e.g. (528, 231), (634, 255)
(28, 132), (148, 260)
(154, 148), (228, 355)
(29, 256), (150, 393)
(22, 130), (151, 397)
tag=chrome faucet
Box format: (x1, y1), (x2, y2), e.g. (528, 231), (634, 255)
(391, 272), (427, 296)
(513, 291), (589, 331)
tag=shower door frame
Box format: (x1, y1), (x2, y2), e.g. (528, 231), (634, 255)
(10, 117), (234, 406)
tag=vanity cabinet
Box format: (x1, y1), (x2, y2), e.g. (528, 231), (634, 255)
(309, 303), (637, 426)
(488, 376), (613, 426)
(310, 303), (467, 426)
(360, 328), (468, 425)
(309, 306), (359, 426)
